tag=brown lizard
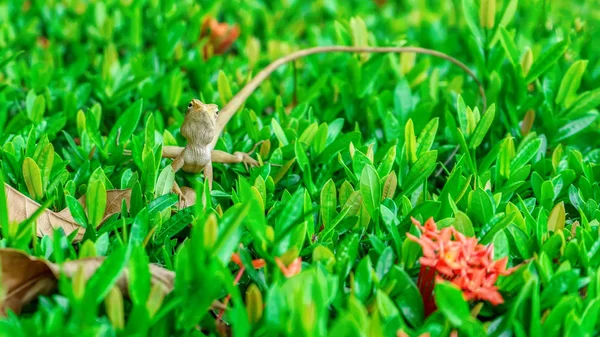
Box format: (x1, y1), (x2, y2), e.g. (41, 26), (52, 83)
(158, 46), (487, 205)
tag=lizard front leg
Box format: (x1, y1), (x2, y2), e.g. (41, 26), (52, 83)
(211, 150), (259, 170)
(170, 153), (192, 208)
(163, 146), (185, 159)
(170, 150), (213, 208)
(211, 141), (262, 170)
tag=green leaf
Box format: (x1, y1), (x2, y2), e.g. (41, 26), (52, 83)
(490, 0), (518, 45)
(547, 202), (566, 232)
(85, 109), (105, 151)
(155, 207), (194, 243)
(499, 27), (520, 69)
(275, 187), (305, 237)
(84, 246), (128, 305)
(295, 140), (311, 173)
(145, 113), (156, 149)
(404, 119), (417, 165)
(141, 150), (157, 197)
(320, 179), (337, 229)
(354, 256), (373, 302)
(555, 111), (598, 142)
(457, 95), (469, 136)
(480, 212), (515, 245)
(128, 246), (151, 307)
(564, 88), (600, 118)
(271, 119), (289, 146)
(469, 104), (496, 148)
(497, 137), (515, 179)
(461, 0), (483, 45)
(525, 39), (569, 83)
(66, 195), (88, 228)
(402, 151), (437, 196)
(213, 203), (250, 266)
(377, 145), (397, 178)
(26, 94), (45, 123)
(128, 208), (148, 255)
(23, 157), (43, 200)
(316, 131), (361, 164)
(106, 99), (143, 150)
(217, 70), (233, 106)
(360, 165), (381, 219)
(0, 173), (11, 238)
(37, 143), (55, 191)
(352, 150), (372, 181)
(416, 118), (439, 156)
(468, 188), (495, 225)
(511, 138), (542, 172)
(435, 281), (471, 327)
(87, 179), (107, 228)
(0, 50), (23, 68)
(453, 211), (475, 236)
(555, 60), (588, 107)
(155, 166), (175, 197)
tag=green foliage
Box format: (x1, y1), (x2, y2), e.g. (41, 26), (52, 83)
(0, 0), (599, 336)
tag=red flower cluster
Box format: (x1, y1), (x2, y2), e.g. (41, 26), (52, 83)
(199, 17), (240, 60)
(407, 217), (516, 313)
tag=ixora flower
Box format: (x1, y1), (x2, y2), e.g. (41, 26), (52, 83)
(397, 330), (458, 337)
(199, 17), (240, 60)
(275, 257), (302, 278)
(406, 217), (518, 316)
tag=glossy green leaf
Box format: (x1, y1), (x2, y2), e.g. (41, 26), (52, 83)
(22, 157), (43, 200)
(525, 39), (569, 83)
(402, 150), (437, 196)
(360, 164), (381, 219)
(556, 60), (588, 106)
(435, 281), (471, 327)
(469, 104), (496, 148)
(87, 179), (107, 228)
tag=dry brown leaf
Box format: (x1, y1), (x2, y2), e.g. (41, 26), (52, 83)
(4, 183), (197, 242)
(520, 109), (535, 136)
(0, 248), (173, 315)
(0, 248), (224, 316)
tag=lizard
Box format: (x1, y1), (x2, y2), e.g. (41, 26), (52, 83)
(154, 46), (488, 205)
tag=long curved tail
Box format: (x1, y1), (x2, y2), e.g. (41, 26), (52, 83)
(211, 46), (487, 148)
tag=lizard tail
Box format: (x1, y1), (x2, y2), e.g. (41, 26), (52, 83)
(212, 45), (487, 147)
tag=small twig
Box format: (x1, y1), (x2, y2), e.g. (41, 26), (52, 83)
(216, 266), (245, 321)
(115, 128), (122, 147)
(88, 146), (96, 160)
(434, 145), (459, 178)
(292, 60), (298, 107)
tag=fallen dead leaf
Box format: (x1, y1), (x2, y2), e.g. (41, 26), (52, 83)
(0, 248), (224, 316)
(4, 183), (197, 242)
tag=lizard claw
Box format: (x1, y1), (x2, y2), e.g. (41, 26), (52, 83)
(172, 182), (189, 209)
(176, 190), (189, 209)
(234, 151), (259, 171)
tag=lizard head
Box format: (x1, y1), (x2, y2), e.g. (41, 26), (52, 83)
(187, 99), (219, 121)
(181, 99), (218, 145)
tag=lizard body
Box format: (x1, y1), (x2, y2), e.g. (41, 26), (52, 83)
(172, 99), (218, 175)
(158, 46), (487, 204)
